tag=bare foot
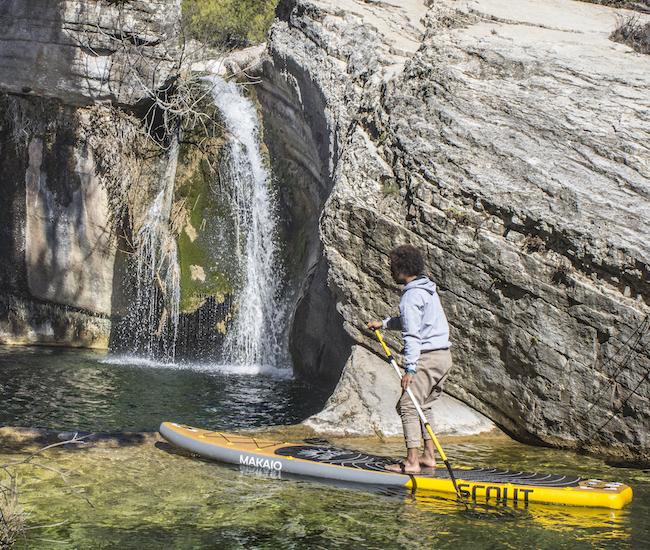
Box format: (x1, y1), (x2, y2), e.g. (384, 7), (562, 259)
(419, 456), (437, 469)
(386, 461), (421, 474)
(419, 449), (436, 468)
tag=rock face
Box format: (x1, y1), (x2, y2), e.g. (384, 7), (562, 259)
(0, 0), (181, 107)
(0, 0), (183, 347)
(2, 0), (650, 460)
(260, 0), (650, 459)
(0, 96), (117, 347)
(304, 345), (494, 437)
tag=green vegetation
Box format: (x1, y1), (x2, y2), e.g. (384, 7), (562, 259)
(381, 182), (399, 196)
(175, 135), (238, 315)
(444, 207), (484, 230)
(1, 476), (22, 550)
(524, 233), (545, 254)
(1, 435), (91, 549)
(578, 0), (634, 6)
(577, 0), (649, 6)
(182, 0), (279, 49)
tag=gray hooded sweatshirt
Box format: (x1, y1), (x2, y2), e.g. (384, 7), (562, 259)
(382, 276), (451, 371)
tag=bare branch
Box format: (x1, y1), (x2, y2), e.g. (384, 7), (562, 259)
(1, 433), (93, 548)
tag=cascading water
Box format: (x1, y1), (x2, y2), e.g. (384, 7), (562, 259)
(128, 137), (181, 362)
(120, 77), (286, 368)
(206, 74), (287, 367)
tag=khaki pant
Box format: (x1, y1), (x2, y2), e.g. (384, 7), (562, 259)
(396, 349), (452, 448)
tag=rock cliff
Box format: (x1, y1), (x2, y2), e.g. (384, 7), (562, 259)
(0, 0), (181, 107)
(2, 0), (650, 461)
(257, 0), (650, 460)
(0, 0), (183, 347)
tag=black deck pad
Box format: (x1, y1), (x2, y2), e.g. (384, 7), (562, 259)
(274, 445), (583, 487)
(275, 445), (398, 471)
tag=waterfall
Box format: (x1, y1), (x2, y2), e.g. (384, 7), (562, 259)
(129, 137), (181, 362)
(206, 75), (287, 367)
(119, 76), (286, 368)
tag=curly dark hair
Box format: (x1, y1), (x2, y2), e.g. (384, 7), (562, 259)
(389, 244), (424, 277)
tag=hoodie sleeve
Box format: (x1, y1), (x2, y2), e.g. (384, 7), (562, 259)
(382, 316), (403, 330)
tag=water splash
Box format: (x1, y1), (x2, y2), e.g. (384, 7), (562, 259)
(206, 75), (287, 367)
(129, 137), (181, 362)
(121, 78), (286, 367)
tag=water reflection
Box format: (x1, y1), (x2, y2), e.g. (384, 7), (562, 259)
(2, 346), (650, 549)
(0, 346), (328, 432)
(7, 440), (646, 550)
(414, 491), (630, 536)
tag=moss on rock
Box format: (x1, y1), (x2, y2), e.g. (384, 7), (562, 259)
(174, 137), (239, 314)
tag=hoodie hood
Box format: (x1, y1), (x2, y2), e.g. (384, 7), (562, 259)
(403, 275), (437, 295)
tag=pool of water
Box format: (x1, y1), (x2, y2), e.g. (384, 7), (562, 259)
(0, 346), (329, 433)
(2, 346), (650, 549)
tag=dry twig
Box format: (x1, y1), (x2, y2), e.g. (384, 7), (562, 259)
(1, 434), (92, 549)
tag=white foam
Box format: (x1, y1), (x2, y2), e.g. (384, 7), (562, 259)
(100, 355), (294, 379)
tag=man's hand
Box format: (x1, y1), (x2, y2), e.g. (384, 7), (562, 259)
(367, 320), (383, 330)
(401, 371), (415, 391)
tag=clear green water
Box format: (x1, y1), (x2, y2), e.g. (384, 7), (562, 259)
(2, 347), (650, 549)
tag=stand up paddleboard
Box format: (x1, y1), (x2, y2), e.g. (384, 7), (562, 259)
(159, 422), (632, 509)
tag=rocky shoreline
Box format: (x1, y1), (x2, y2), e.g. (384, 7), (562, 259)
(1, 0), (649, 462)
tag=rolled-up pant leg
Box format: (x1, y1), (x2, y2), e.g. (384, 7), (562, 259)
(396, 350), (452, 448)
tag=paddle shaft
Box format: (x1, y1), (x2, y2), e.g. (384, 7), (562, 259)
(375, 330), (464, 500)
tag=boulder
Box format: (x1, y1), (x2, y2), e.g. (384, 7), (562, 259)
(304, 345), (494, 437)
(264, 0), (650, 459)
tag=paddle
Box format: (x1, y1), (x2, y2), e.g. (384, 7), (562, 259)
(374, 329), (465, 502)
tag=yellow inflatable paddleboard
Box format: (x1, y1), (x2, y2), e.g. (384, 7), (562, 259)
(159, 422), (632, 509)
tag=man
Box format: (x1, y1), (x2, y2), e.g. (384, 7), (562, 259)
(367, 244), (452, 474)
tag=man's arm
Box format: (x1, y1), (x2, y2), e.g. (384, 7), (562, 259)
(367, 316), (402, 331)
(400, 294), (425, 372)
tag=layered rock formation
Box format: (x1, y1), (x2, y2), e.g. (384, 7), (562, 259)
(0, 98), (116, 347)
(2, 0), (650, 460)
(258, 0), (650, 459)
(0, 0), (183, 347)
(0, 0), (181, 107)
